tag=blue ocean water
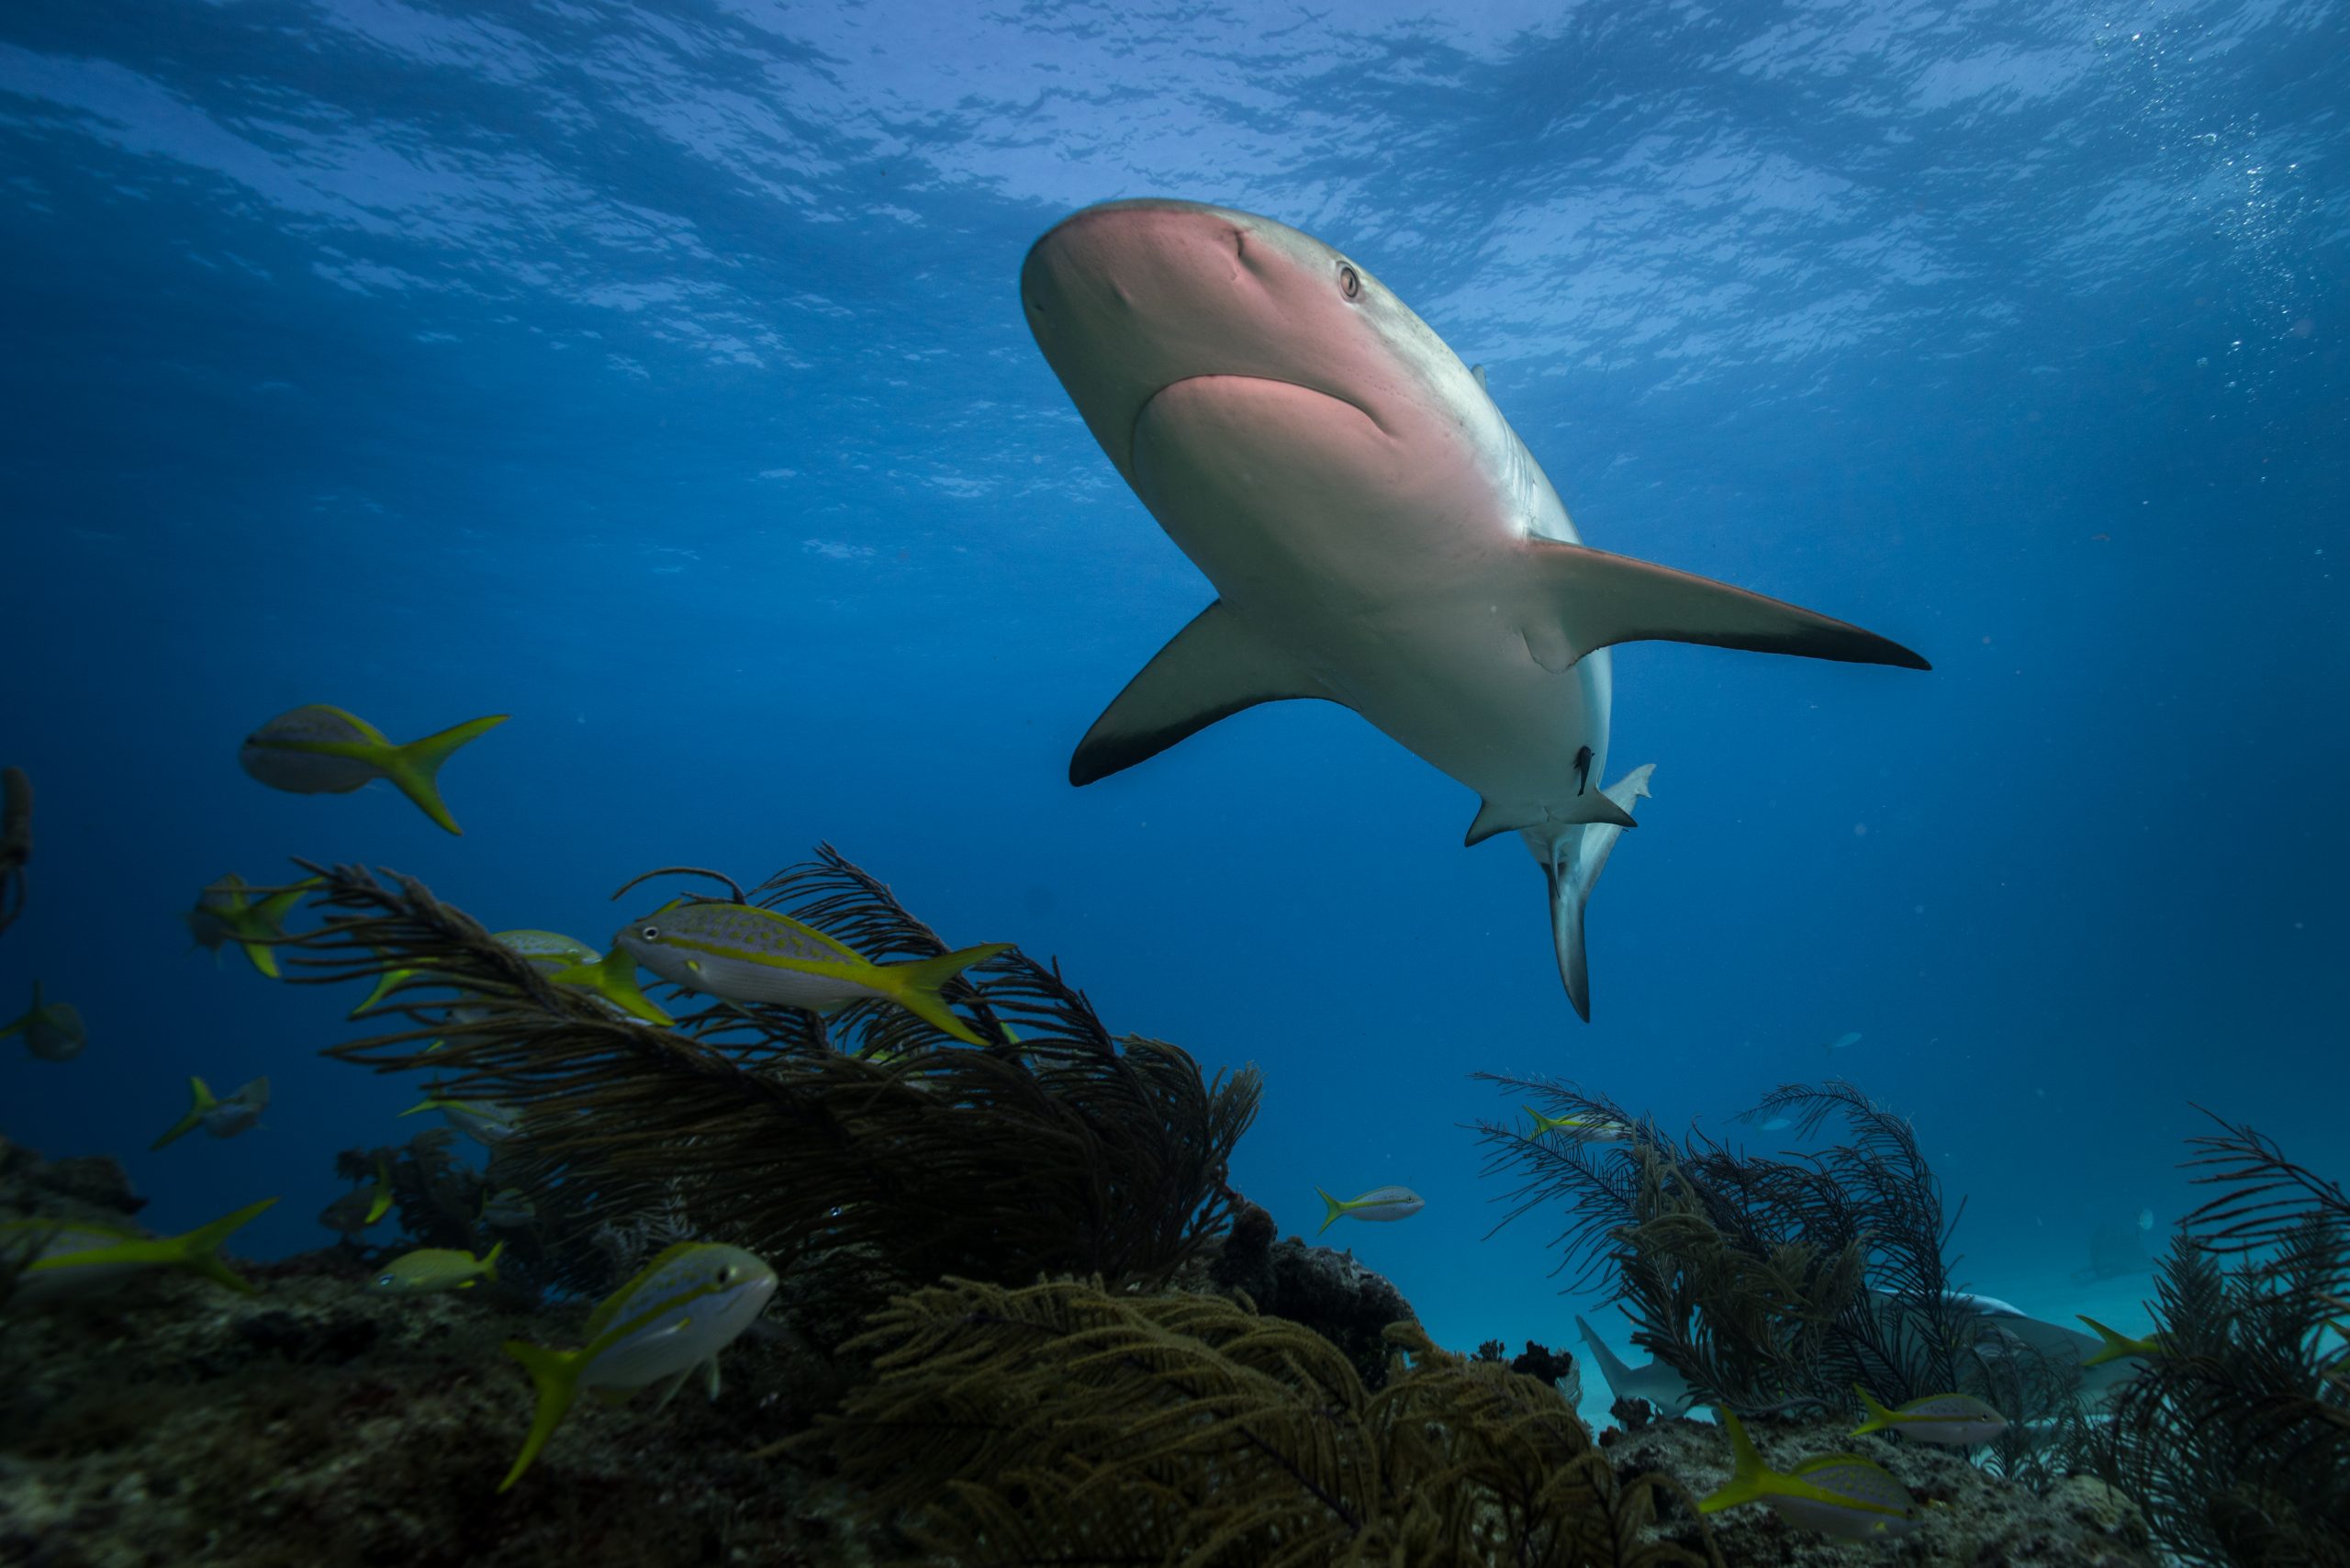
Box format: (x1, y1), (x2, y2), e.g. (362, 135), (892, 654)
(2, 0), (2342, 1413)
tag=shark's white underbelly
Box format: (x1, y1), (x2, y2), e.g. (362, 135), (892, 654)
(1132, 374), (1609, 816)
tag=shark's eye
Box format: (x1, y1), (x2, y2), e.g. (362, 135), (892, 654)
(640, 925), (659, 940)
(1337, 264), (1360, 300)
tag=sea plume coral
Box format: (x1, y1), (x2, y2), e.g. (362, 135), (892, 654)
(1473, 1077), (1974, 1414)
(800, 1275), (1721, 1567)
(281, 847), (1259, 1316)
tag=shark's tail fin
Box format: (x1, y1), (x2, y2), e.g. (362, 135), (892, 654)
(1529, 765), (1655, 1021)
(1574, 1314), (1641, 1403)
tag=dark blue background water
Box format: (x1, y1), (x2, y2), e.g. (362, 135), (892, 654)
(4, 0), (2343, 1383)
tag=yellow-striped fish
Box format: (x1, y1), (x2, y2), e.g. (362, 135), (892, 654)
(614, 900), (1008, 1046)
(1851, 1385), (2007, 1446)
(184, 873), (321, 980)
(1, 1197), (277, 1305)
(2, 980), (85, 1061)
(151, 1075), (270, 1149)
(1700, 1409), (1922, 1540)
(1524, 1105), (1632, 1141)
(399, 1095), (518, 1148)
(1315, 1185), (1425, 1234)
(498, 1242), (776, 1490)
(368, 1241), (503, 1294)
(239, 705), (508, 835)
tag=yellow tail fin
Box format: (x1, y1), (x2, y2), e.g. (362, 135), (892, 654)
(884, 943), (1015, 1047)
(1698, 1410), (1772, 1514)
(1316, 1187), (1347, 1236)
(169, 1196), (278, 1293)
(151, 1077), (219, 1150)
(548, 947), (672, 1025)
(2077, 1315), (2155, 1366)
(481, 1239), (506, 1284)
(381, 714), (509, 835)
(499, 1339), (584, 1491)
(1851, 1383), (1895, 1437)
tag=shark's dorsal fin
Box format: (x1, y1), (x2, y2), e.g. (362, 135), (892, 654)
(1070, 601), (1342, 786)
(1516, 541), (1930, 673)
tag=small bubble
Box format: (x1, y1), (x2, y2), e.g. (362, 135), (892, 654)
(1852, 823), (1869, 837)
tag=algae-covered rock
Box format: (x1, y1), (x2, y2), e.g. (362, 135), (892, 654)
(1602, 1410), (2155, 1566)
(0, 1144), (864, 1568)
(0, 1262), (864, 1568)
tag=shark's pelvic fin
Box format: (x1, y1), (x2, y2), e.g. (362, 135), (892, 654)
(1466, 789), (1635, 848)
(1532, 765), (1654, 1021)
(1070, 600), (1342, 786)
(1516, 540), (1931, 673)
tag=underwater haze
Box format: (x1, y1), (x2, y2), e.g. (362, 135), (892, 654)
(3, 0), (2345, 1417)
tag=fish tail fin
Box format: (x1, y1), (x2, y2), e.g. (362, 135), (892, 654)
(1572, 1314), (1643, 1403)
(499, 1339), (584, 1491)
(2076, 1315), (2144, 1366)
(351, 965), (415, 1018)
(481, 1239), (506, 1282)
(1852, 1383), (1894, 1436)
(170, 1196), (278, 1292)
(885, 943), (1016, 1046)
(398, 1098), (442, 1118)
(236, 878), (319, 978)
(548, 947), (672, 1025)
(151, 1077), (218, 1150)
(1698, 1409), (1772, 1514)
(1528, 765), (1655, 1022)
(382, 714), (509, 835)
(365, 1157), (395, 1224)
(1316, 1187), (1347, 1236)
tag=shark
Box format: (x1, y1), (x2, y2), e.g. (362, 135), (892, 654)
(1021, 199), (1928, 1017)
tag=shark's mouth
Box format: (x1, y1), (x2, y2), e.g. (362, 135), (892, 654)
(1131, 374), (1383, 458)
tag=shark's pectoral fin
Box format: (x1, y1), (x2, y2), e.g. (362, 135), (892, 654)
(1518, 541), (1931, 672)
(1070, 600), (1341, 785)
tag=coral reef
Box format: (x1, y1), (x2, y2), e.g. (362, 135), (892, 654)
(1602, 1410), (2155, 1565)
(281, 849), (1260, 1335)
(1475, 1078), (1977, 1415)
(0, 1138), (863, 1568)
(802, 1274), (1721, 1567)
(2085, 1114), (2350, 1567)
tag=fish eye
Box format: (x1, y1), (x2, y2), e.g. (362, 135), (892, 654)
(640, 925), (659, 939)
(719, 1265), (736, 1282)
(375, 1274), (395, 1287)
(1337, 264), (1360, 300)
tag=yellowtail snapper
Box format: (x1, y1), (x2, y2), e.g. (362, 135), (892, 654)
(368, 1241), (503, 1294)
(2, 980), (85, 1060)
(614, 899), (1008, 1046)
(184, 873), (320, 980)
(1, 1197), (277, 1305)
(239, 704), (508, 835)
(498, 1241), (776, 1491)
(1851, 1384), (2007, 1445)
(151, 1075), (269, 1149)
(1315, 1185), (1425, 1235)
(1700, 1409), (1923, 1540)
